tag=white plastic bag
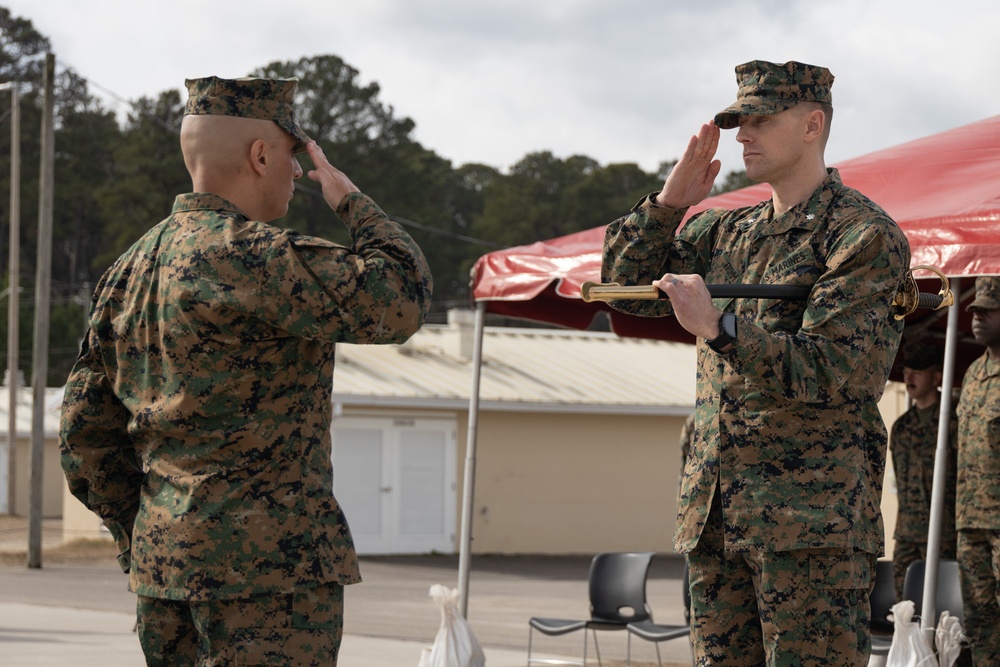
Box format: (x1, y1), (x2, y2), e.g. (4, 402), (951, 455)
(934, 611), (965, 667)
(885, 600), (938, 667)
(417, 584), (486, 667)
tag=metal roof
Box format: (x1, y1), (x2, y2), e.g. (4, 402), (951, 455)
(333, 311), (697, 415)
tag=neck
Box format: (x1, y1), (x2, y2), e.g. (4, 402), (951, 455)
(913, 392), (939, 411)
(191, 173), (261, 219)
(770, 162), (828, 217)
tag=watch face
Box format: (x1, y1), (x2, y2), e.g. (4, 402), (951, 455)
(723, 313), (737, 338)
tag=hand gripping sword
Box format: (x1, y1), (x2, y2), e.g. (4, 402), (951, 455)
(580, 265), (954, 320)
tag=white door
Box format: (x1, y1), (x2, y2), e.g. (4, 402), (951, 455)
(332, 416), (456, 555)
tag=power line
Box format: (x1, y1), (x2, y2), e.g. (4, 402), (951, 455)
(58, 62), (503, 250)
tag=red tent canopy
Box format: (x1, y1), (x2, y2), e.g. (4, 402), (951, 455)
(471, 115), (1000, 370)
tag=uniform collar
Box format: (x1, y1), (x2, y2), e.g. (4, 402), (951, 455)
(171, 192), (249, 218)
(744, 168), (843, 238)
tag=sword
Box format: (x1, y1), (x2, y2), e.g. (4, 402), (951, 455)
(580, 265), (954, 320)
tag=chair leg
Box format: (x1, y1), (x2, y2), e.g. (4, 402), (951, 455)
(654, 642), (663, 667)
(626, 632), (632, 667)
(526, 626), (533, 666)
(591, 629), (601, 667)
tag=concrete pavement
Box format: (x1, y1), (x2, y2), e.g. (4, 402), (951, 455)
(0, 540), (692, 666)
(0, 602), (552, 667)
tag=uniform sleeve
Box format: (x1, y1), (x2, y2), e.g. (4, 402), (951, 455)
(602, 193), (719, 318)
(59, 328), (144, 572)
(727, 216), (908, 401)
(258, 192), (433, 343)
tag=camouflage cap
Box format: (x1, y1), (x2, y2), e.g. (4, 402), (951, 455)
(184, 76), (310, 153)
(714, 60), (834, 130)
(901, 344), (942, 371)
(967, 276), (1000, 311)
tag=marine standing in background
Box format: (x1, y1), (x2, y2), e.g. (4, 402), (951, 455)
(59, 76), (432, 666)
(602, 60), (910, 665)
(955, 276), (1000, 665)
(889, 344), (958, 602)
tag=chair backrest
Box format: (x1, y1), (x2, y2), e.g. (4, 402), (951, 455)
(869, 560), (896, 633)
(902, 559), (964, 625)
(588, 552), (655, 623)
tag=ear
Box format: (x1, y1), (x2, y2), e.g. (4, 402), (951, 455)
(803, 108), (825, 143)
(249, 139), (269, 176)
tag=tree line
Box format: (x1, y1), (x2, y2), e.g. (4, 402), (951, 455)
(0, 7), (751, 385)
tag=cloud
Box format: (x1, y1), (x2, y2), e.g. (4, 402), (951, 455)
(5, 0), (1000, 175)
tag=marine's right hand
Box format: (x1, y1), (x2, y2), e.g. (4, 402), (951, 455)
(305, 141), (361, 210)
(654, 122), (722, 209)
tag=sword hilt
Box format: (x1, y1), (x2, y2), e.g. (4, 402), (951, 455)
(892, 265), (953, 320)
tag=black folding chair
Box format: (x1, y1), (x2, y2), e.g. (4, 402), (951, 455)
(528, 552), (655, 666)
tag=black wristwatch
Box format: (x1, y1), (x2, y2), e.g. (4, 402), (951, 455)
(706, 312), (737, 352)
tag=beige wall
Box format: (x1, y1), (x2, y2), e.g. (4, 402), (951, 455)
(879, 381), (908, 560)
(462, 410), (687, 555)
(9, 436), (63, 517)
(62, 478), (109, 543)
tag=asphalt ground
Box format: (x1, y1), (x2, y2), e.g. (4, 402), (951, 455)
(0, 517), (692, 666)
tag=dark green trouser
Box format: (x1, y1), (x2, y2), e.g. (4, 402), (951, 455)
(958, 529), (1000, 667)
(136, 581), (344, 667)
(687, 496), (874, 666)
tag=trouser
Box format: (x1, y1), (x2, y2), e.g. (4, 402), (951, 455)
(136, 581), (344, 667)
(957, 528), (1000, 666)
(687, 494), (874, 667)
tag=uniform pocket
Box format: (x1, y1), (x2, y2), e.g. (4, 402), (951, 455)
(809, 553), (872, 591)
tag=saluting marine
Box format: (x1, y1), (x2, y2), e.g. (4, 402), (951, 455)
(60, 76), (432, 666)
(603, 60), (909, 666)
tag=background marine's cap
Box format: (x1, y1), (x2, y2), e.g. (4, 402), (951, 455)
(714, 60), (834, 130)
(901, 344), (942, 371)
(184, 76), (310, 153)
(968, 276), (1000, 311)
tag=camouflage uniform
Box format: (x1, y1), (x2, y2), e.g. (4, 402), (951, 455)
(603, 61), (909, 667)
(889, 397), (958, 601)
(60, 77), (432, 666)
(955, 276), (1000, 665)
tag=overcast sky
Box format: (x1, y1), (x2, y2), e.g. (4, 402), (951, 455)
(5, 0), (1000, 180)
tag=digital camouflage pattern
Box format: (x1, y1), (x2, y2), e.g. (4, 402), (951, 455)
(688, 495), (874, 666)
(956, 348), (1000, 664)
(603, 169), (910, 556)
(137, 580), (344, 666)
(184, 76), (311, 152)
(889, 399), (958, 601)
(956, 530), (1000, 665)
(60, 191), (432, 601)
(714, 60), (834, 130)
(955, 351), (1000, 530)
(603, 169), (907, 665)
(967, 274), (1000, 311)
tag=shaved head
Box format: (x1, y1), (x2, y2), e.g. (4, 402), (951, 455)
(180, 115), (286, 182)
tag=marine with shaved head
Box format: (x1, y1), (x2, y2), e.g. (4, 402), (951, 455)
(60, 76), (432, 666)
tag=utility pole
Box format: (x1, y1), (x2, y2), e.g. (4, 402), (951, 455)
(0, 79), (22, 516)
(27, 53), (54, 569)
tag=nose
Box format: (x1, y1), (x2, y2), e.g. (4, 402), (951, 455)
(736, 125), (750, 144)
(293, 157), (303, 179)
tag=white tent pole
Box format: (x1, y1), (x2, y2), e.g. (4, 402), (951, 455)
(457, 301), (486, 618)
(920, 276), (961, 639)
